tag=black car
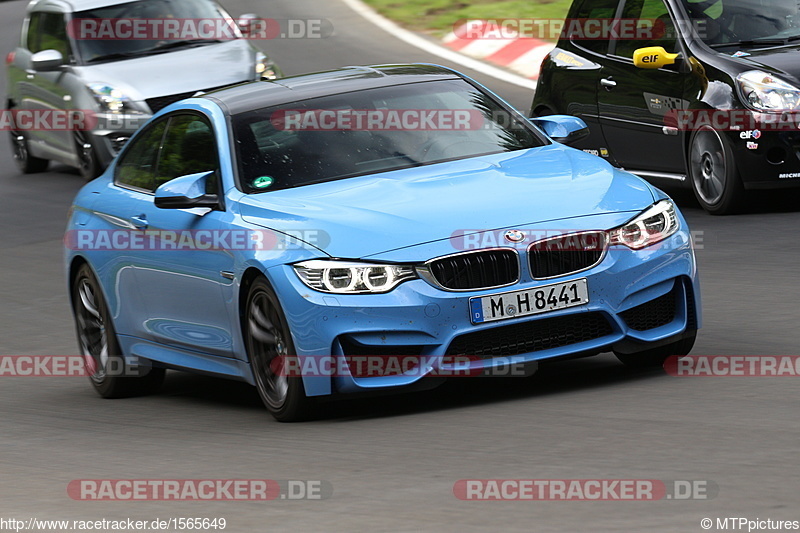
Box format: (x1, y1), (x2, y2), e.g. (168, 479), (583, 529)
(531, 0), (800, 214)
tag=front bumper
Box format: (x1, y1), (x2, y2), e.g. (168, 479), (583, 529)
(725, 127), (800, 189)
(89, 113), (151, 167)
(264, 221), (701, 398)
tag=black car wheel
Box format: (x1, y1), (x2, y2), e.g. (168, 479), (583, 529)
(74, 131), (102, 181)
(688, 126), (745, 215)
(9, 130), (48, 174)
(72, 263), (165, 397)
(245, 277), (313, 422)
(614, 330), (696, 369)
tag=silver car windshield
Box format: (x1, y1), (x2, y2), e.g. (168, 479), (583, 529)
(683, 0), (800, 47)
(71, 0), (236, 64)
(232, 79), (546, 193)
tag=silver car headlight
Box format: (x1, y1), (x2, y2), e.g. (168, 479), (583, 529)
(87, 83), (143, 114)
(293, 260), (417, 294)
(608, 199), (679, 249)
(255, 52), (280, 80)
(736, 70), (800, 111)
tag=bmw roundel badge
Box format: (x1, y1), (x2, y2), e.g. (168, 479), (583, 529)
(504, 230), (526, 243)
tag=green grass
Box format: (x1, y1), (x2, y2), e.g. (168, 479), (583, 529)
(360, 0), (573, 39)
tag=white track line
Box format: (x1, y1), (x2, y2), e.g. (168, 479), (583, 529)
(340, 0), (538, 90)
(509, 45), (555, 78)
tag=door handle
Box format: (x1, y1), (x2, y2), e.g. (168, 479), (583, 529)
(600, 77), (617, 89)
(130, 215), (148, 229)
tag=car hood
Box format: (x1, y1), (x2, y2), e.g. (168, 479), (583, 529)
(732, 45), (800, 84)
(238, 144), (656, 259)
(71, 40), (256, 101)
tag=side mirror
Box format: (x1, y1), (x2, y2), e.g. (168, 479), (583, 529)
(237, 13), (259, 37)
(155, 171), (219, 210)
(30, 49), (63, 71)
(530, 115), (590, 145)
(633, 46), (679, 69)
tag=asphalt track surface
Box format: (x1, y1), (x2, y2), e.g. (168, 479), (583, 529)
(1, 0), (800, 531)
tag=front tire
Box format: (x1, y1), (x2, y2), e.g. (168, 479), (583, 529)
(245, 277), (313, 422)
(688, 126), (745, 215)
(9, 130), (48, 174)
(74, 131), (102, 181)
(614, 330), (697, 369)
(72, 264), (165, 398)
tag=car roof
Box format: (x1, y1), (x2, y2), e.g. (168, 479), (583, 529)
(28, 0), (148, 14)
(201, 64), (464, 116)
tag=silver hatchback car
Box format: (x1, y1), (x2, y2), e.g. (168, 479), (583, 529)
(6, 0), (281, 179)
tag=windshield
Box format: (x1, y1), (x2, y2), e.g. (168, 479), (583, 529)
(70, 0), (236, 64)
(232, 79), (546, 193)
(684, 0), (800, 47)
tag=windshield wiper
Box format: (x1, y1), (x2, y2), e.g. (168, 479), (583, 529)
(710, 38), (794, 49)
(84, 38), (224, 63)
(84, 51), (150, 63)
(138, 39), (224, 55)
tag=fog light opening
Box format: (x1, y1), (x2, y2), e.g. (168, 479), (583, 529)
(767, 147), (786, 165)
(110, 136), (130, 154)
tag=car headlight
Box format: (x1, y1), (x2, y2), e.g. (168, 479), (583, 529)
(255, 52), (280, 80)
(87, 83), (143, 114)
(293, 260), (417, 294)
(736, 70), (800, 111)
(608, 200), (679, 249)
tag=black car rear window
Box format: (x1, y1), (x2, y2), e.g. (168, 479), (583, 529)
(570, 0), (620, 54)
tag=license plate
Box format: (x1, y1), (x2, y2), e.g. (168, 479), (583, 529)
(469, 279), (589, 324)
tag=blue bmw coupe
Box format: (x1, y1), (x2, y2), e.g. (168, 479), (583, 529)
(65, 64), (700, 421)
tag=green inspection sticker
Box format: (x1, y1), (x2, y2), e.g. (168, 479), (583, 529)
(253, 176), (274, 189)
